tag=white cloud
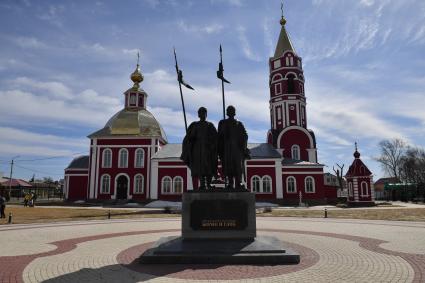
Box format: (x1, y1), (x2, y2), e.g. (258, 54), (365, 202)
(0, 127), (87, 149)
(360, 0), (374, 7)
(122, 48), (141, 55)
(0, 143), (72, 157)
(210, 0), (243, 7)
(11, 77), (73, 99)
(178, 21), (223, 35)
(12, 36), (48, 49)
(37, 5), (65, 27)
(144, 69), (269, 125)
(0, 78), (121, 127)
(142, 0), (160, 8)
(263, 18), (274, 57)
(236, 26), (261, 62)
(307, 79), (404, 141)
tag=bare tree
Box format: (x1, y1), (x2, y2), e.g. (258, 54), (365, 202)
(400, 146), (425, 187)
(375, 138), (406, 178)
(333, 163), (345, 191)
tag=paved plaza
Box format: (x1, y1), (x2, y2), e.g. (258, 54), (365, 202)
(1, 216), (425, 282)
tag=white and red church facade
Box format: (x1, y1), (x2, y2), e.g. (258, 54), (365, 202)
(64, 14), (342, 204)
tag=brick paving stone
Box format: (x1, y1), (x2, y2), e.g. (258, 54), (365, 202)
(0, 217), (424, 282)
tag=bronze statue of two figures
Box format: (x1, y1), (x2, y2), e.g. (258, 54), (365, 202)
(181, 105), (250, 190)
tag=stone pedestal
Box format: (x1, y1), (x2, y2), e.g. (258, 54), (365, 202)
(182, 191), (256, 239)
(139, 191), (300, 264)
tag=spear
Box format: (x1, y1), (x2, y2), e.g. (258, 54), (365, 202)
(217, 44), (231, 119)
(173, 48), (194, 133)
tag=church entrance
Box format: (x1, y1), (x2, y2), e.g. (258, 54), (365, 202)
(116, 175), (128, 200)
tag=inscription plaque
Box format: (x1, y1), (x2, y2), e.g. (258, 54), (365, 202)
(190, 199), (248, 230)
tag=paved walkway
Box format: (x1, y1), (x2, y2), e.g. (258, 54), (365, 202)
(1, 217), (424, 282)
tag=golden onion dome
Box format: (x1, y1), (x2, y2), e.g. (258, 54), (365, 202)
(131, 64), (144, 90)
(88, 108), (167, 141)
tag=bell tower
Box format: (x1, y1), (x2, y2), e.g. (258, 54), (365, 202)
(266, 8), (317, 163)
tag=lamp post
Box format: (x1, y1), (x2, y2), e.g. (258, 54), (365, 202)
(7, 156), (20, 200)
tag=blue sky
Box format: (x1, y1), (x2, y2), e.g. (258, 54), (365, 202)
(0, 0), (424, 181)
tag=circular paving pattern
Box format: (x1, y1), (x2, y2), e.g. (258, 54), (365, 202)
(0, 217), (424, 282)
(117, 240), (319, 280)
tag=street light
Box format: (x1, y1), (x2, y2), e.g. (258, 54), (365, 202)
(7, 155), (20, 200)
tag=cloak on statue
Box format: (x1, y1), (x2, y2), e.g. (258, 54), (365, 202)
(181, 120), (218, 177)
(217, 118), (249, 178)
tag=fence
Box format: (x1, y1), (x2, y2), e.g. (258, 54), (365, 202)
(0, 188), (64, 203)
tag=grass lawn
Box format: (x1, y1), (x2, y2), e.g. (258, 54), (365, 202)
(260, 208), (425, 221)
(1, 206), (425, 225)
(0, 206), (178, 225)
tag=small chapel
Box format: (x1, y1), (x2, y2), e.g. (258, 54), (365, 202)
(64, 12), (351, 204)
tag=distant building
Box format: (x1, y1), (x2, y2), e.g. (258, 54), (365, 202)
(374, 177), (399, 200)
(65, 12), (339, 204)
(0, 177), (32, 197)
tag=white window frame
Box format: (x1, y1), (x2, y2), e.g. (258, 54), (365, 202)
(348, 182), (353, 197)
(134, 148), (144, 168)
(262, 176), (272, 193)
(275, 83), (282, 95)
(161, 176), (172, 194)
(118, 148), (128, 168)
(361, 181), (369, 197)
(134, 174), (144, 194)
(286, 176), (297, 193)
(100, 174), (111, 194)
(251, 175), (261, 193)
(291, 144), (300, 160)
(305, 176), (315, 193)
(102, 148), (112, 168)
(173, 176), (183, 194)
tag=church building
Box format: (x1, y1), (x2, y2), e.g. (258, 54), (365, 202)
(64, 13), (338, 204)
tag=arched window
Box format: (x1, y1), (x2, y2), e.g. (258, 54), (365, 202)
(305, 176), (315, 193)
(134, 174), (144, 194)
(173, 176), (183, 193)
(101, 174), (110, 194)
(251, 176), (261, 193)
(291, 145), (300, 160)
(262, 176), (272, 193)
(118, 148), (128, 168)
(161, 176), (172, 194)
(361, 181), (368, 196)
(129, 94), (136, 105)
(271, 74), (282, 82)
(285, 54), (294, 66)
(134, 148), (144, 168)
(102, 149), (112, 168)
(287, 74), (295, 94)
(286, 176), (296, 193)
(348, 182), (353, 197)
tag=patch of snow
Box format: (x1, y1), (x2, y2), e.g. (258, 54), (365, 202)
(73, 200), (85, 204)
(145, 200), (182, 209)
(255, 202), (279, 208)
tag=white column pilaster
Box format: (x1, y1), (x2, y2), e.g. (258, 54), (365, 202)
(150, 160), (159, 199)
(89, 139), (97, 199)
(275, 160), (283, 199)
